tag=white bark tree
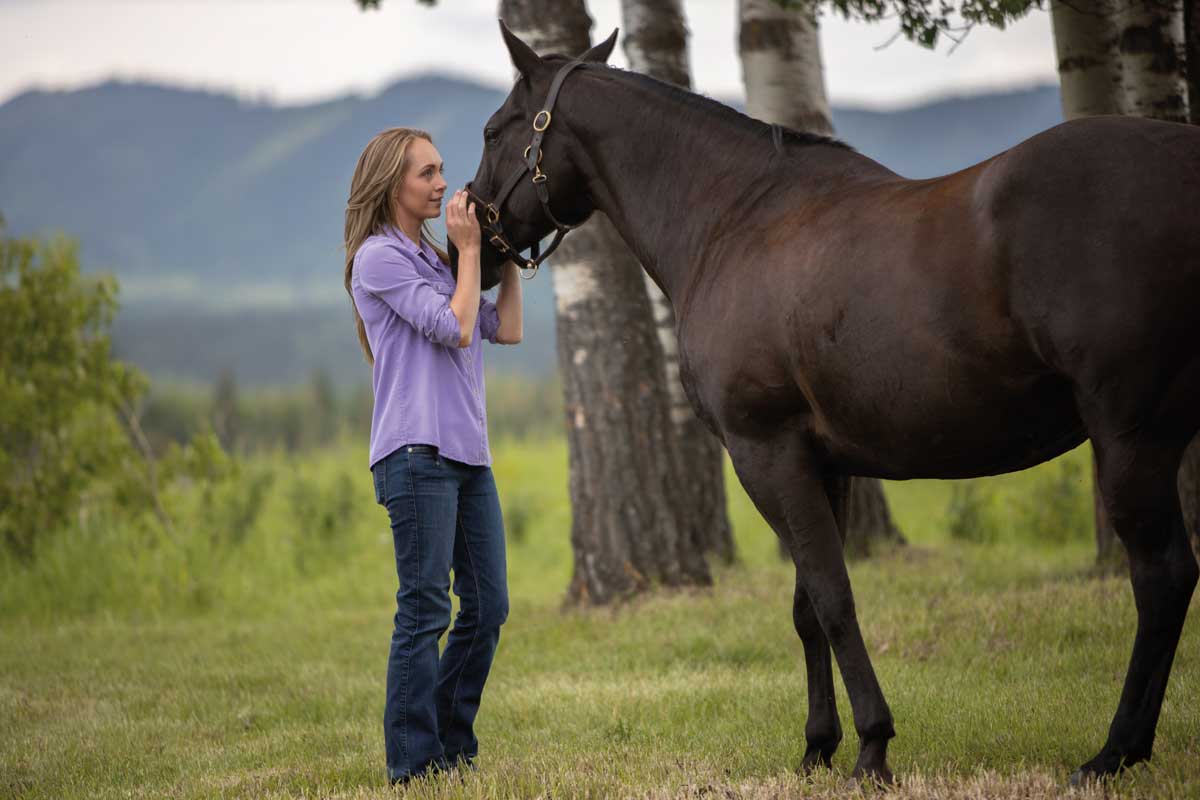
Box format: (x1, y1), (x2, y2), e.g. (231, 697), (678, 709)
(500, 0), (712, 603)
(738, 0), (835, 136)
(1117, 0), (1189, 121)
(619, 0), (736, 564)
(1050, 0), (1126, 118)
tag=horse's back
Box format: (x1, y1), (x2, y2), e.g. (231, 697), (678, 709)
(988, 116), (1200, 435)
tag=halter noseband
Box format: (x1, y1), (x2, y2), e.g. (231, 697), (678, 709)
(466, 59), (587, 280)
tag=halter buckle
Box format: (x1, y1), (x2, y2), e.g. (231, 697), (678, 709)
(486, 205), (500, 224)
(489, 234), (509, 252)
(533, 110), (551, 132)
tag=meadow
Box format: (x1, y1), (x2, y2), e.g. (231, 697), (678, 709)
(2, 439), (1198, 799)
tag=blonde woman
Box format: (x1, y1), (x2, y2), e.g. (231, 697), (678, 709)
(344, 128), (522, 785)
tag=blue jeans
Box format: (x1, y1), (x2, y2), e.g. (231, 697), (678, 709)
(371, 445), (509, 782)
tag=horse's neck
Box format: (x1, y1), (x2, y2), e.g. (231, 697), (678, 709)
(564, 70), (889, 305)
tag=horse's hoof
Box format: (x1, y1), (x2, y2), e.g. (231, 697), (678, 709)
(849, 764), (895, 789)
(1071, 748), (1141, 786)
(800, 744), (836, 773)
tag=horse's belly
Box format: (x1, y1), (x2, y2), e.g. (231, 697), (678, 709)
(813, 370), (1087, 480)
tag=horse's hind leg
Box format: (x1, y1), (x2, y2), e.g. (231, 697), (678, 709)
(737, 461), (844, 769)
(1073, 428), (1199, 782)
(796, 474), (851, 770)
(728, 435), (893, 782)
(793, 585), (843, 770)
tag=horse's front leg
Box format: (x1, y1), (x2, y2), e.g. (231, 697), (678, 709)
(728, 434), (895, 783)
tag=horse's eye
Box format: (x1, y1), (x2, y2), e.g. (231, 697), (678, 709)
(484, 128), (499, 145)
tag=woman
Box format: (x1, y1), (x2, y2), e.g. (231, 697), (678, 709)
(343, 127), (522, 785)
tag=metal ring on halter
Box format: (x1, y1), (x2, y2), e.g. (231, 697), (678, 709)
(519, 261), (539, 279)
(533, 110), (551, 132)
(523, 145), (544, 164)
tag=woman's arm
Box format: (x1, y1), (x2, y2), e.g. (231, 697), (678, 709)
(494, 261), (523, 345)
(446, 189), (481, 347)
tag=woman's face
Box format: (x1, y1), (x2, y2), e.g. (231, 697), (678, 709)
(396, 138), (448, 222)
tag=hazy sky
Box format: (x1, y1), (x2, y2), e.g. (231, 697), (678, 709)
(1, 0), (1059, 110)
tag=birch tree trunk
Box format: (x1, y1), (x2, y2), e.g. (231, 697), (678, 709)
(738, 0), (903, 558)
(1050, 0), (1127, 117)
(500, 0), (712, 603)
(1117, 0), (1190, 121)
(1050, 0), (1127, 570)
(619, 0), (735, 564)
(1188, 0), (1200, 124)
(738, 0), (834, 136)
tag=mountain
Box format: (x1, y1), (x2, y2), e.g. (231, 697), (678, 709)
(0, 76), (1063, 385)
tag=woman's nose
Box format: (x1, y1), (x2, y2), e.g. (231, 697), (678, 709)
(435, 175), (448, 191)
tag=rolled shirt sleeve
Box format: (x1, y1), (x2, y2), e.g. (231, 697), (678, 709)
(479, 296), (501, 343)
(356, 242), (463, 347)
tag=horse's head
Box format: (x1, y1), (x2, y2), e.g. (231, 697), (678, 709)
(456, 20), (617, 285)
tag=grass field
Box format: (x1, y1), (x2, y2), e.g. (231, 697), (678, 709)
(2, 439), (1198, 798)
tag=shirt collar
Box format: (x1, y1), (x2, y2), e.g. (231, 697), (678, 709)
(385, 224), (432, 257)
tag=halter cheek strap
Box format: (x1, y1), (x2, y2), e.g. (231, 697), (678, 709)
(467, 59), (588, 279)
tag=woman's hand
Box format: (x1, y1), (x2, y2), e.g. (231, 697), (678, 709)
(445, 189), (480, 252)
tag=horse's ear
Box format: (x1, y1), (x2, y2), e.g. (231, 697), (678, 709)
(581, 28), (618, 64)
(499, 18), (542, 77)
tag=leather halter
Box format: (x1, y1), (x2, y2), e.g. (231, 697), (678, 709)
(465, 59), (587, 279)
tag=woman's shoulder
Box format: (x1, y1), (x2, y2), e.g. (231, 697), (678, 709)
(355, 234), (421, 275)
(356, 233), (403, 260)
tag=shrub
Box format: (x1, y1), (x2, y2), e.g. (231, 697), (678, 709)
(946, 482), (998, 544)
(0, 222), (145, 561)
(1017, 457), (1091, 545)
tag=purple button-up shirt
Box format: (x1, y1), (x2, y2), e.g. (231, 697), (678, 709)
(351, 225), (500, 468)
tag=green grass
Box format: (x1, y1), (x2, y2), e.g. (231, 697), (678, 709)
(2, 439), (1198, 798)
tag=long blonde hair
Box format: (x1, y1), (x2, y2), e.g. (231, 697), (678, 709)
(344, 127), (450, 364)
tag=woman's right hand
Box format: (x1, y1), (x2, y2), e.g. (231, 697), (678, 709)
(445, 189), (480, 251)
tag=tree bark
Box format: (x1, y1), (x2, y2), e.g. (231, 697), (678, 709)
(1117, 0), (1190, 121)
(1050, 0), (1126, 117)
(844, 478), (905, 558)
(1052, 0), (1127, 570)
(1188, 0), (1200, 123)
(619, 0), (735, 564)
(738, 0), (902, 558)
(555, 216), (712, 603)
(500, 0), (712, 603)
(738, 0), (834, 136)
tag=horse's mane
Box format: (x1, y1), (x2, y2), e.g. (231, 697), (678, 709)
(557, 57), (854, 153)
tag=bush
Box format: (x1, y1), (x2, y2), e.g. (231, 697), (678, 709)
(0, 221), (145, 561)
(1016, 457), (1091, 545)
(946, 482), (999, 544)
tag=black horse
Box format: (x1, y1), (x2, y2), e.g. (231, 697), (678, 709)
(462, 21), (1200, 784)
